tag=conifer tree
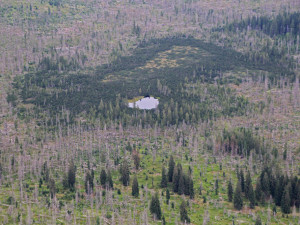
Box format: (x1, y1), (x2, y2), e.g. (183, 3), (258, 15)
(240, 170), (245, 193)
(48, 178), (56, 199)
(178, 174), (184, 195)
(245, 171), (252, 198)
(255, 179), (262, 202)
(126, 142), (132, 152)
(180, 200), (190, 223)
(173, 166), (179, 193)
(120, 159), (130, 186)
(228, 180), (233, 202)
(0, 162), (2, 181)
(183, 174), (190, 196)
(262, 173), (270, 196)
(68, 161), (76, 190)
(162, 216), (166, 225)
(132, 151), (140, 170)
(42, 162), (49, 182)
(275, 178), (284, 206)
(281, 185), (291, 214)
(150, 193), (162, 220)
(132, 176), (139, 197)
(215, 179), (219, 195)
(100, 169), (107, 186)
(161, 167), (168, 188)
(248, 182), (255, 209)
(85, 170), (94, 194)
(234, 182), (243, 210)
(168, 156), (175, 182)
(166, 188), (170, 204)
(283, 147), (287, 160)
(107, 171), (113, 189)
(189, 178), (195, 199)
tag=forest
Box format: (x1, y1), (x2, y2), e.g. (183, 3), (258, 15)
(0, 0), (299, 224)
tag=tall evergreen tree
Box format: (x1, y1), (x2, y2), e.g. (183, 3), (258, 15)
(215, 178), (219, 195)
(107, 170), (113, 189)
(275, 179), (283, 206)
(132, 176), (139, 197)
(132, 150), (140, 170)
(166, 188), (170, 204)
(85, 170), (94, 194)
(168, 156), (175, 182)
(189, 178), (195, 199)
(255, 179), (262, 202)
(183, 174), (190, 196)
(295, 182), (300, 208)
(178, 174), (185, 195)
(100, 169), (107, 186)
(245, 171), (252, 198)
(248, 182), (255, 209)
(173, 166), (179, 193)
(180, 200), (190, 223)
(67, 161), (76, 190)
(262, 173), (270, 197)
(48, 178), (56, 199)
(161, 167), (168, 188)
(240, 170), (245, 193)
(269, 174), (276, 197)
(228, 180), (233, 202)
(283, 148), (287, 160)
(233, 182), (243, 210)
(150, 193), (162, 220)
(281, 185), (291, 214)
(162, 216), (166, 225)
(120, 160), (130, 186)
(42, 162), (49, 182)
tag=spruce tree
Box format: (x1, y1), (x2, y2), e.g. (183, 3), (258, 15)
(180, 200), (190, 223)
(245, 171), (252, 198)
(248, 182), (255, 209)
(161, 167), (168, 188)
(269, 174), (276, 197)
(132, 151), (140, 170)
(233, 182), (243, 210)
(215, 179), (219, 195)
(281, 185), (291, 214)
(166, 189), (171, 205)
(107, 171), (113, 189)
(228, 180), (233, 202)
(275, 176), (284, 206)
(100, 169), (107, 186)
(168, 156), (175, 182)
(162, 216), (166, 225)
(283, 148), (287, 160)
(120, 160), (130, 186)
(255, 179), (262, 202)
(173, 166), (179, 193)
(68, 161), (76, 190)
(189, 178), (194, 199)
(132, 176), (139, 197)
(150, 193), (162, 220)
(183, 174), (190, 196)
(240, 170), (245, 193)
(85, 170), (94, 194)
(262, 173), (270, 196)
(166, 188), (170, 204)
(48, 178), (56, 199)
(42, 162), (49, 182)
(178, 174), (185, 195)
